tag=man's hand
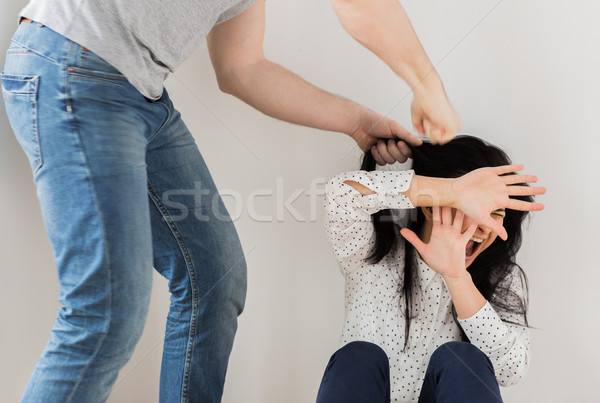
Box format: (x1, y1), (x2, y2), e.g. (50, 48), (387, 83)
(369, 139), (414, 165)
(349, 110), (422, 164)
(411, 76), (461, 144)
(331, 0), (461, 145)
(207, 0), (423, 154)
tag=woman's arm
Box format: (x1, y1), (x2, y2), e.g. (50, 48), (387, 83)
(401, 206), (530, 385)
(346, 164), (545, 240)
(454, 271), (531, 386)
(324, 170), (415, 272)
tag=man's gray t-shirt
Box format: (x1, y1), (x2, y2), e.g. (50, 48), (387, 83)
(18, 0), (256, 101)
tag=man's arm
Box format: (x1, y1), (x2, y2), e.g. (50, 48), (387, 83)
(206, 0), (422, 156)
(330, 0), (461, 143)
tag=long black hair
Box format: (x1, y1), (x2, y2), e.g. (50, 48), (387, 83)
(361, 135), (530, 349)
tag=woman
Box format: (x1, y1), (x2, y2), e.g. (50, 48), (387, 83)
(317, 136), (545, 402)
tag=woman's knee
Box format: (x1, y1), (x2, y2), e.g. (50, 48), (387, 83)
(429, 341), (493, 372)
(335, 341), (389, 369)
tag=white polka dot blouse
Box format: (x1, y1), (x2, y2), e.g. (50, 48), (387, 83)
(324, 170), (530, 402)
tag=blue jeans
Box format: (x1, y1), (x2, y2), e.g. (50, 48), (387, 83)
(2, 21), (247, 403)
(316, 341), (503, 403)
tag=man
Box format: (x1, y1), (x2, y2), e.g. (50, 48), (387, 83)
(2, 0), (460, 401)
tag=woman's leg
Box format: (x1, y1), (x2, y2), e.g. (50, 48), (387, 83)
(2, 22), (168, 402)
(145, 93), (247, 403)
(418, 341), (503, 403)
(316, 341), (391, 403)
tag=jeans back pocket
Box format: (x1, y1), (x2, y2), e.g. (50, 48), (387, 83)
(1, 72), (42, 174)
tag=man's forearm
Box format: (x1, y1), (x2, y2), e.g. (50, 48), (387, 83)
(220, 59), (362, 136)
(331, 0), (441, 92)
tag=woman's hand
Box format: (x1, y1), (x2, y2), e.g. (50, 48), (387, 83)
(400, 206), (475, 279)
(450, 164), (546, 240)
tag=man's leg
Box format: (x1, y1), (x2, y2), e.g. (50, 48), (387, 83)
(316, 341), (391, 403)
(3, 21), (168, 402)
(145, 94), (247, 403)
(418, 341), (503, 403)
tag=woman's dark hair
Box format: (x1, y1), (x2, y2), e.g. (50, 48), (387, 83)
(361, 135), (530, 349)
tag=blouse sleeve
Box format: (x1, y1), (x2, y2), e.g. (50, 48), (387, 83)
(324, 170), (415, 274)
(456, 269), (531, 386)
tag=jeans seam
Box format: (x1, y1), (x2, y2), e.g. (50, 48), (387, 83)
(9, 38), (63, 66)
(147, 181), (199, 403)
(147, 101), (171, 143)
(62, 42), (114, 403)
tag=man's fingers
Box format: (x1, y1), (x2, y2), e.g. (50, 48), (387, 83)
(423, 119), (433, 142)
(396, 140), (412, 159)
(414, 122), (425, 135)
(506, 199), (545, 211)
(430, 127), (444, 144)
(371, 146), (386, 166)
(391, 121), (422, 146)
(386, 140), (409, 163)
(400, 228), (426, 253)
(376, 140), (396, 164)
(507, 185), (547, 196)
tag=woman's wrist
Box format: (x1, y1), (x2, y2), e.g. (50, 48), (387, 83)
(442, 270), (472, 285)
(403, 175), (456, 208)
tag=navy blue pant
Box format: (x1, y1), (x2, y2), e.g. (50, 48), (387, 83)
(316, 341), (503, 403)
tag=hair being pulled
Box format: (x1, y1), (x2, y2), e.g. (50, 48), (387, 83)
(361, 136), (530, 349)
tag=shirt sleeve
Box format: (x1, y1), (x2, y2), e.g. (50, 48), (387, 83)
(456, 270), (530, 387)
(216, 0), (257, 24)
(324, 170), (415, 274)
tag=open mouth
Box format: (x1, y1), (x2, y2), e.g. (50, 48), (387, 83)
(465, 236), (484, 260)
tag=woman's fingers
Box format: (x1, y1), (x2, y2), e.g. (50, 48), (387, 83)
(506, 199), (545, 211)
(453, 209), (464, 231)
(493, 164), (524, 175)
(432, 206), (441, 224)
(400, 228), (426, 254)
(463, 222), (477, 240)
(481, 217), (508, 241)
(442, 206), (452, 226)
(503, 174), (538, 185)
(507, 185), (547, 196)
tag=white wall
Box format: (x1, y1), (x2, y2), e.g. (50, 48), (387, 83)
(1, 1), (598, 402)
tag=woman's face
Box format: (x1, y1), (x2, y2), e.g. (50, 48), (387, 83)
(462, 208), (506, 268)
(421, 207), (506, 268)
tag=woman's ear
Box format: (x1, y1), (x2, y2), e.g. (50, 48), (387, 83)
(421, 206), (433, 221)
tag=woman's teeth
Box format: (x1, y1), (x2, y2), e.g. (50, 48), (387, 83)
(466, 237), (484, 258)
